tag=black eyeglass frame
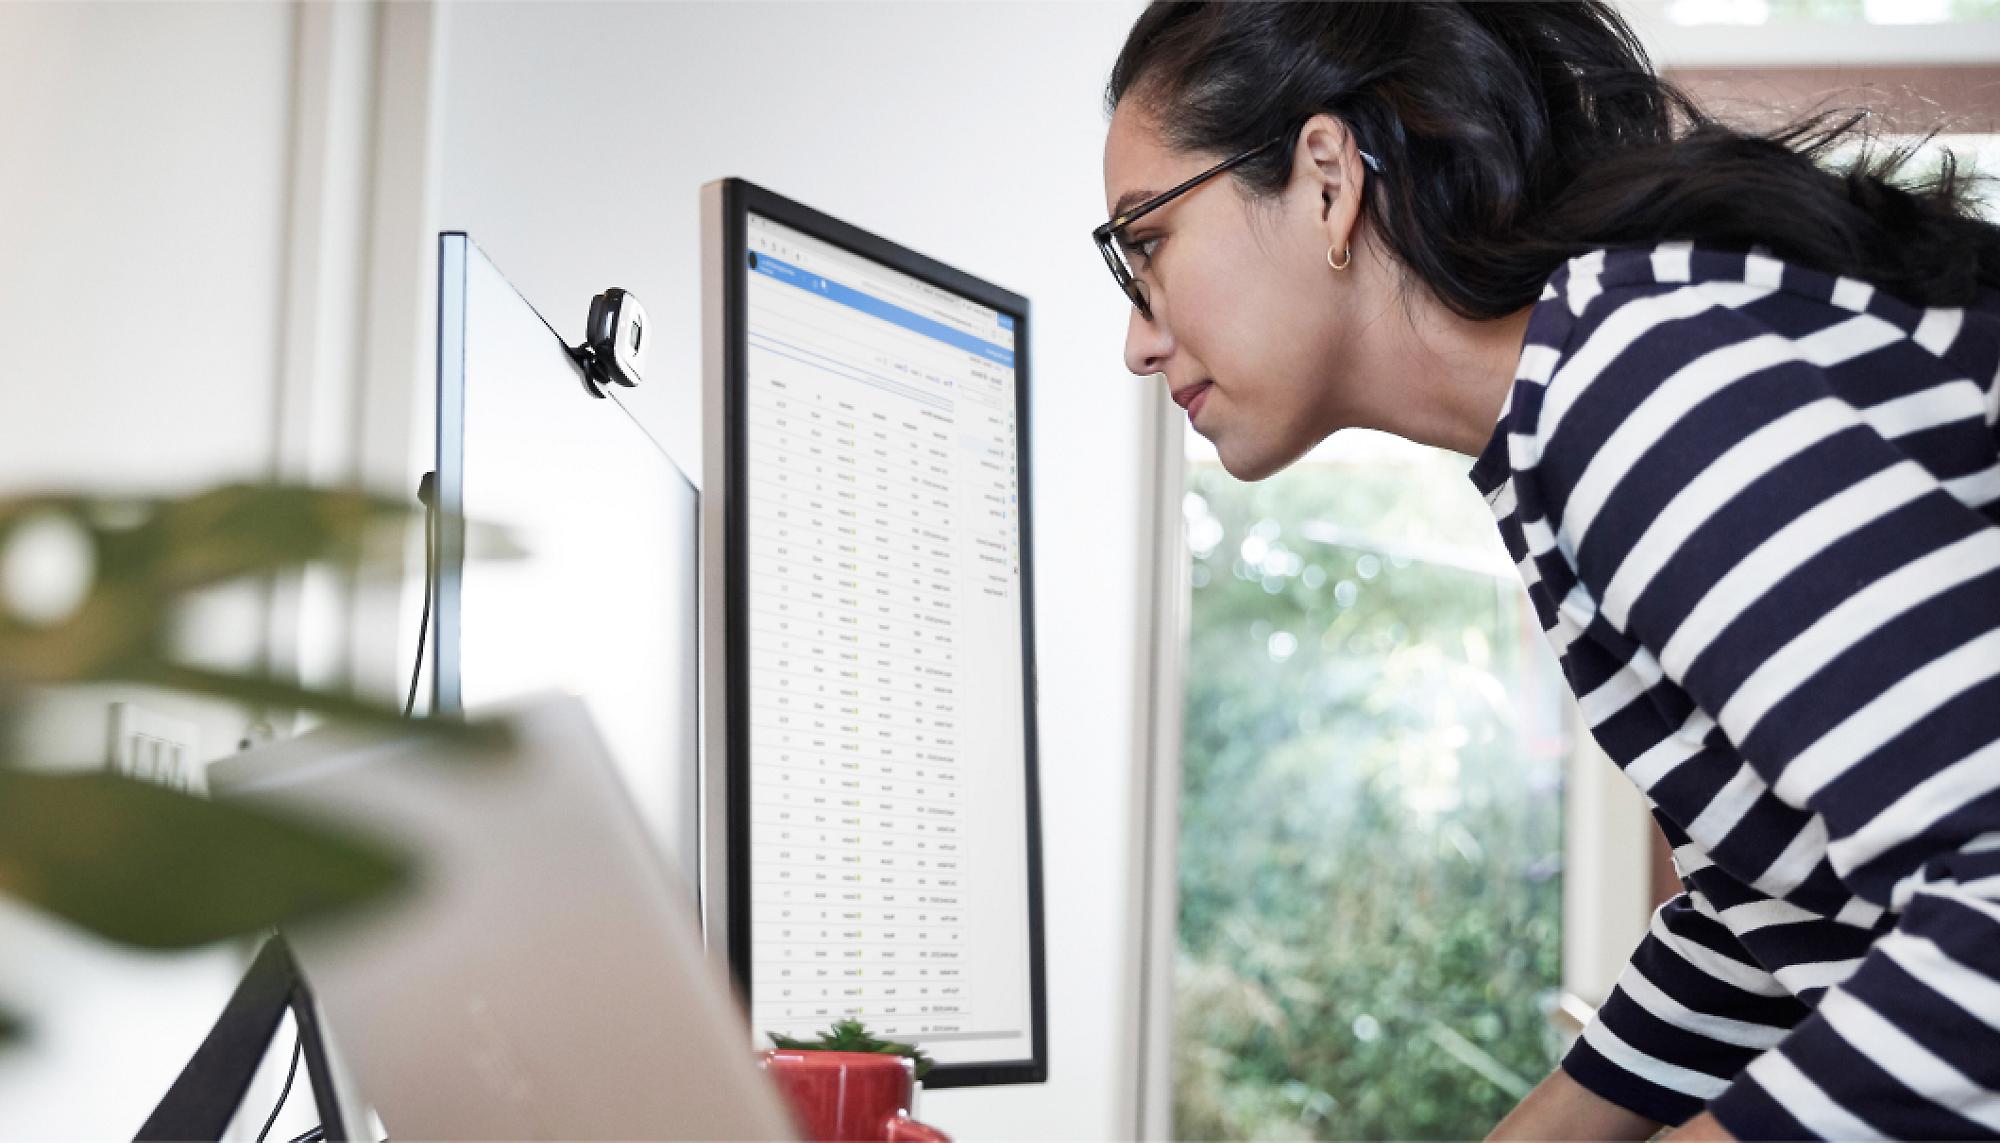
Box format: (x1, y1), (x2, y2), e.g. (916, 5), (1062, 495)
(1093, 136), (1381, 321)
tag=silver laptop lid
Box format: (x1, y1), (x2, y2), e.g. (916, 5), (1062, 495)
(210, 693), (797, 1141)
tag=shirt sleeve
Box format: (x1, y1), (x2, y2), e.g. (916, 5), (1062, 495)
(1561, 890), (1806, 1127)
(1523, 280), (2000, 1138)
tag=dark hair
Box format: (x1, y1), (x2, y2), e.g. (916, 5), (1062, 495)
(1106, 1), (2000, 320)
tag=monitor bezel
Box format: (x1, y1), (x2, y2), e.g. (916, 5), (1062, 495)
(700, 178), (1048, 1089)
(434, 232), (469, 716)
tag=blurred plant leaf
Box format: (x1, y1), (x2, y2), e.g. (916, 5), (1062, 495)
(0, 484), (518, 687)
(135, 484), (409, 594)
(0, 767), (411, 950)
(142, 483), (522, 590)
(0, 476), (523, 1045)
(0, 483), (517, 748)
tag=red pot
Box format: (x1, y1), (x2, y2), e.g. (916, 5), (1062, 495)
(758, 1050), (950, 1143)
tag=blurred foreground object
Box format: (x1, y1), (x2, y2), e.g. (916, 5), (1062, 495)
(207, 692), (799, 1141)
(0, 482), (513, 1041)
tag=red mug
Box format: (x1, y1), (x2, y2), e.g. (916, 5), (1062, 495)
(758, 1050), (950, 1143)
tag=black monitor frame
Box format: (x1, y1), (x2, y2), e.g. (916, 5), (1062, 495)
(699, 179), (1047, 1088)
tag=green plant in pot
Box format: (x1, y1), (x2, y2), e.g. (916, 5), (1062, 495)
(0, 481), (510, 1043)
(767, 1019), (934, 1081)
(762, 1019), (951, 1142)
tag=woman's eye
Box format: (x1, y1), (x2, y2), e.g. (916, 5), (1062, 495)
(1121, 234), (1160, 263)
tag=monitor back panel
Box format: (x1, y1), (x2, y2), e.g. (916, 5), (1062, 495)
(436, 233), (701, 880)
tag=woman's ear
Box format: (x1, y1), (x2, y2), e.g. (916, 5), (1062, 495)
(1295, 113), (1365, 255)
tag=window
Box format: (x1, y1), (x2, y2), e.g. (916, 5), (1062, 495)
(1664, 0), (2000, 24)
(1171, 431), (1570, 1140)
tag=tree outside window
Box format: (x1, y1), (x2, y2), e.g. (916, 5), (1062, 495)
(1173, 432), (1569, 1141)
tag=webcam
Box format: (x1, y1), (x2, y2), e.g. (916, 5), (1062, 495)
(571, 288), (648, 398)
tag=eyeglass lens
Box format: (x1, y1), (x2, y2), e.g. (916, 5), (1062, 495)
(1098, 231), (1152, 318)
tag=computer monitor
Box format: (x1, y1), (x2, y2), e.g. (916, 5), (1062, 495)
(433, 232), (702, 881)
(699, 180), (1047, 1087)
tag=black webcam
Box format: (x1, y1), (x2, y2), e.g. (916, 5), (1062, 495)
(571, 288), (648, 398)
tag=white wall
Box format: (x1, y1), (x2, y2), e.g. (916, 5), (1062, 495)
(0, 3), (304, 1137)
(433, 2), (1150, 1137)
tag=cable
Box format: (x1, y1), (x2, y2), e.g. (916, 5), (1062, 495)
(405, 472), (437, 719)
(255, 1030), (302, 1143)
(284, 1125), (325, 1143)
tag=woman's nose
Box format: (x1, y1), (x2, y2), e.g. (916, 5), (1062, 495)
(1123, 304), (1173, 378)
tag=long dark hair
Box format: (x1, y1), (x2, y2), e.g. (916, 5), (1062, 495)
(1106, 1), (2000, 320)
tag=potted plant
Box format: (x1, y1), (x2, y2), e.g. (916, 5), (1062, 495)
(767, 1019), (933, 1080)
(762, 1019), (948, 1142)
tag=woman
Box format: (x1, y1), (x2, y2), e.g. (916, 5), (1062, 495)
(1096, 3), (2000, 1139)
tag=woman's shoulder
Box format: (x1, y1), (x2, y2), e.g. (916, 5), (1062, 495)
(1534, 242), (2000, 366)
(1479, 240), (2000, 505)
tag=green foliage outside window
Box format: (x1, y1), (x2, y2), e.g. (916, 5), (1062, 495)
(1174, 442), (1566, 1140)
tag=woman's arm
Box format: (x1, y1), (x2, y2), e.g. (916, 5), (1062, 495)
(1489, 1066), (1662, 1142)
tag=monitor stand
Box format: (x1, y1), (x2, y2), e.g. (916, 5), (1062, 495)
(136, 936), (351, 1142)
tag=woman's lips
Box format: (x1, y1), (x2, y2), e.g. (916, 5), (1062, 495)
(1173, 380), (1214, 420)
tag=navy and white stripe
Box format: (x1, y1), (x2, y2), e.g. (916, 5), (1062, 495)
(1469, 241), (2000, 1138)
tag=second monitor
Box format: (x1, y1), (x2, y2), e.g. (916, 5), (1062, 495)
(699, 180), (1046, 1087)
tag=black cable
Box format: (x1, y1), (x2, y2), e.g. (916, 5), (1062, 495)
(284, 1125), (325, 1143)
(405, 472), (437, 719)
(255, 1029), (302, 1143)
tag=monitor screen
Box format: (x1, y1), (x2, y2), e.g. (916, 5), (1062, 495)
(701, 181), (1046, 1087)
(434, 233), (701, 881)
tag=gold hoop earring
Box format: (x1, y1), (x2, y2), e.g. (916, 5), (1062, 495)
(1327, 245), (1351, 272)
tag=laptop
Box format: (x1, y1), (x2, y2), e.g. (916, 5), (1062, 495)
(209, 692), (798, 1141)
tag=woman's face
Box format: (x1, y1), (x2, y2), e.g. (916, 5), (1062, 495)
(1102, 103), (1380, 481)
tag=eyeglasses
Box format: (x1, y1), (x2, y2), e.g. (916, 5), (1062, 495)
(1094, 136), (1381, 321)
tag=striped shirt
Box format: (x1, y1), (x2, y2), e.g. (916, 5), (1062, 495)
(1468, 241), (2000, 1138)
